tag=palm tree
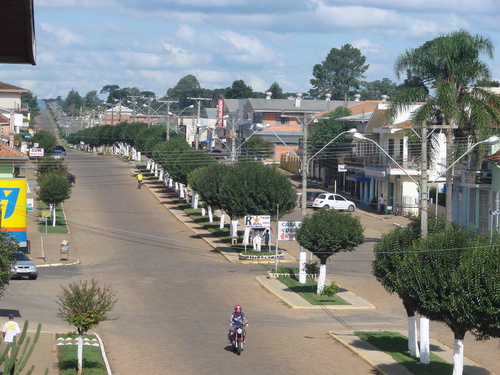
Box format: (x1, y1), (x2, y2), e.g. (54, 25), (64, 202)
(391, 29), (500, 224)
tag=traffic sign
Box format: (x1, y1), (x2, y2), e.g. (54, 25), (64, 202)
(278, 221), (301, 241)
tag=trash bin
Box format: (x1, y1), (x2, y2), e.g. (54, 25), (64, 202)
(60, 240), (69, 260)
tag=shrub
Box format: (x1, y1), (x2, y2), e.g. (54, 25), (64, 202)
(321, 281), (340, 297)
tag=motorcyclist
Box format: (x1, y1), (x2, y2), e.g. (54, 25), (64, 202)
(228, 304), (248, 344)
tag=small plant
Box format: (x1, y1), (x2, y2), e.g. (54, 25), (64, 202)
(303, 262), (319, 279)
(321, 281), (340, 297)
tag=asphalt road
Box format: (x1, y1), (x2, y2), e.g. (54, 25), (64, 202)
(4, 110), (377, 374)
(3, 111), (499, 374)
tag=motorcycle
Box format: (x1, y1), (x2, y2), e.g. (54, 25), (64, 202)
(229, 321), (248, 355)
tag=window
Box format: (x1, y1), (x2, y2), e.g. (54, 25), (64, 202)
(253, 113), (263, 124)
(388, 139), (394, 156)
(276, 114), (289, 125)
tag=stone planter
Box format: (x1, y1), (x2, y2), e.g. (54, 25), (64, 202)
(239, 253), (285, 261)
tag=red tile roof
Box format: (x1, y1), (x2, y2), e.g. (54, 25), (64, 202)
(0, 144), (29, 160)
(484, 150), (500, 163)
(0, 81), (28, 93)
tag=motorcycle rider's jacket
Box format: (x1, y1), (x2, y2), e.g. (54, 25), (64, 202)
(230, 312), (246, 325)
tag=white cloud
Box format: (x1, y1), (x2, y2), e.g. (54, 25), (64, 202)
(39, 22), (87, 47)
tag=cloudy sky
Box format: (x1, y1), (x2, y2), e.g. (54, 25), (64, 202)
(2, 0), (500, 101)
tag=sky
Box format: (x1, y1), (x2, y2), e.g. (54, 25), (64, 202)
(2, 0), (500, 101)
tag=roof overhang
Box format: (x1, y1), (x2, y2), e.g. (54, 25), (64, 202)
(0, 0), (36, 65)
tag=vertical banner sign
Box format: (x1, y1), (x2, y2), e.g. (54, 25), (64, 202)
(217, 99), (224, 127)
(0, 179), (28, 246)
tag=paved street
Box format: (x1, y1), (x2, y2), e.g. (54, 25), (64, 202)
(1, 111), (498, 374)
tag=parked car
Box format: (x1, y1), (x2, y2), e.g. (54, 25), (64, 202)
(54, 145), (66, 155)
(312, 193), (356, 211)
(206, 148), (230, 159)
(52, 150), (65, 160)
(299, 190), (322, 207)
(12, 252), (38, 280)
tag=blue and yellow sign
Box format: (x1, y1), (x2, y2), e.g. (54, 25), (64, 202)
(0, 179), (27, 245)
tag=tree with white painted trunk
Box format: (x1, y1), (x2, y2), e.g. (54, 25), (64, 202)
(56, 279), (117, 375)
(372, 218), (446, 357)
(295, 209), (364, 294)
(397, 226), (500, 375)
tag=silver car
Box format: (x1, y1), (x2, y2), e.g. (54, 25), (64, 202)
(312, 193), (356, 212)
(12, 252), (38, 279)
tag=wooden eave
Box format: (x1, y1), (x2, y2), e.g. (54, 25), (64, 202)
(0, 0), (36, 65)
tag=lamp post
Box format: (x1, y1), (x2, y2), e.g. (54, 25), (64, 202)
(168, 104), (194, 136)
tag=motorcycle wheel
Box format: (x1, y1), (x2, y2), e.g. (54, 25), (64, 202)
(236, 341), (242, 355)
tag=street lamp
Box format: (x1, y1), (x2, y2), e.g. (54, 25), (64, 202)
(169, 104), (194, 136)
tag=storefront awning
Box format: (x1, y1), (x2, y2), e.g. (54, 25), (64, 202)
(346, 173), (371, 182)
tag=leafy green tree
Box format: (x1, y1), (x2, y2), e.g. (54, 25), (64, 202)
(308, 106), (352, 172)
(219, 161), (297, 222)
(56, 279), (117, 374)
(21, 91), (40, 126)
(266, 82), (288, 99)
(188, 163), (230, 212)
(296, 209), (364, 294)
(167, 75), (204, 109)
(32, 130), (57, 154)
(225, 80), (254, 99)
(0, 231), (19, 297)
(309, 44), (369, 100)
(36, 171), (71, 226)
(83, 90), (101, 109)
(391, 29), (500, 223)
(63, 89), (83, 115)
(240, 136), (274, 159)
(358, 78), (399, 100)
(372, 218), (446, 356)
(396, 226), (499, 375)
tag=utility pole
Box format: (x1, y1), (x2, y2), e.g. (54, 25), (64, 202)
(158, 99), (179, 140)
(187, 97), (211, 149)
(231, 115), (237, 163)
(301, 112), (308, 219)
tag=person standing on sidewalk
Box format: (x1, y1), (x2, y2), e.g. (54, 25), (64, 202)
(378, 194), (386, 214)
(136, 173), (143, 189)
(3, 314), (20, 354)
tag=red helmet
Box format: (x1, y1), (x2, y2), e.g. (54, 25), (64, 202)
(234, 304), (242, 313)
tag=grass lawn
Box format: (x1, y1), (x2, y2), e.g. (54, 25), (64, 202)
(278, 275), (349, 305)
(57, 334), (107, 375)
(37, 202), (68, 233)
(355, 331), (453, 375)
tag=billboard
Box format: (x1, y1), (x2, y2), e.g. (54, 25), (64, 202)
(0, 179), (28, 246)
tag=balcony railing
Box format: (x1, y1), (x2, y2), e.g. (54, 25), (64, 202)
(344, 154), (420, 171)
(461, 170), (492, 186)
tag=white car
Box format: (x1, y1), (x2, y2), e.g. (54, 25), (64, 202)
(312, 193), (356, 212)
(12, 252), (38, 279)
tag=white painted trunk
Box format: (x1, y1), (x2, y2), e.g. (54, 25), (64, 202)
(220, 212), (225, 228)
(179, 184), (185, 198)
(146, 159), (151, 169)
(420, 317), (430, 364)
(137, 151), (141, 161)
(452, 339), (464, 375)
(299, 251), (307, 284)
(408, 316), (420, 358)
(201, 207), (206, 216)
(193, 192), (199, 209)
(230, 220), (238, 237)
(175, 182), (179, 193)
(52, 205), (56, 227)
(185, 187), (190, 204)
(316, 263), (326, 294)
(208, 206), (213, 222)
(242, 227), (250, 246)
(77, 334), (83, 374)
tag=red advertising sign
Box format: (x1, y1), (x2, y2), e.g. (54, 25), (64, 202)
(217, 99), (224, 127)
